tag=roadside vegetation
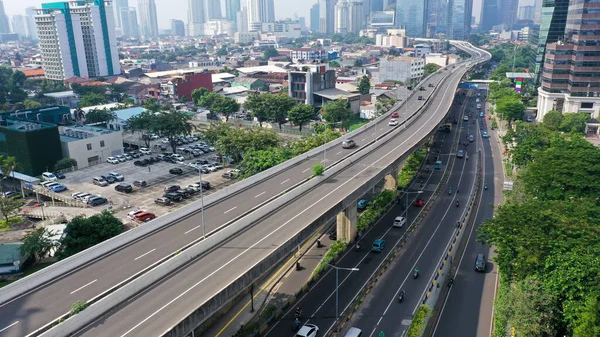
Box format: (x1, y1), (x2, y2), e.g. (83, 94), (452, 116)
(397, 147), (427, 189)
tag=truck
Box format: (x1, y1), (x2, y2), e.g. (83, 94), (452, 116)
(444, 123), (452, 133)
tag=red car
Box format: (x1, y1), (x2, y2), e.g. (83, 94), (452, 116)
(133, 212), (156, 222)
(444, 67), (448, 70)
(414, 199), (425, 207)
(391, 112), (399, 118)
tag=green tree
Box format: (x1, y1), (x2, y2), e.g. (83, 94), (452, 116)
(312, 163), (324, 176)
(291, 129), (341, 155)
(264, 94), (295, 130)
(238, 148), (293, 177)
(79, 93), (108, 107)
(0, 197), (22, 224)
(56, 212), (123, 260)
(542, 110), (564, 130)
(573, 295), (600, 337)
(20, 228), (56, 262)
(358, 75), (371, 95)
(288, 104), (316, 132)
(559, 112), (589, 134)
(423, 63), (441, 77)
(244, 93), (270, 127)
(70, 301), (88, 316)
(127, 110), (158, 148)
(142, 98), (162, 112)
(210, 95), (240, 122)
(0, 155), (17, 190)
(502, 122), (552, 167)
(321, 99), (353, 130)
(23, 99), (42, 109)
(329, 61), (341, 68)
(496, 96), (525, 125)
(191, 87), (209, 104)
(214, 127), (279, 163)
(200, 122), (232, 145)
(84, 109), (116, 124)
(197, 91), (221, 110)
(54, 158), (78, 171)
(153, 110), (195, 153)
(263, 48), (279, 60)
(216, 46), (228, 56)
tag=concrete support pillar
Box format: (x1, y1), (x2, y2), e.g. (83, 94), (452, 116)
(383, 168), (398, 191)
(336, 204), (358, 243)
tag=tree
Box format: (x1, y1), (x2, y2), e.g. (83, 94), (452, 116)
(358, 75), (371, 95)
(239, 148), (293, 178)
(191, 87), (209, 104)
(291, 129), (341, 155)
(265, 94), (295, 130)
(216, 46), (228, 56)
(312, 163), (324, 176)
(263, 48), (279, 60)
(353, 59), (363, 67)
(288, 104), (316, 132)
(200, 122), (233, 145)
(329, 61), (341, 68)
(573, 295), (600, 337)
(244, 93), (270, 127)
(84, 109), (116, 124)
(0, 197), (22, 224)
(214, 127), (279, 163)
(55, 212), (123, 260)
(142, 98), (162, 112)
(559, 112), (589, 134)
(321, 99), (353, 130)
(153, 110), (195, 153)
(127, 110), (158, 148)
(54, 158), (78, 171)
(79, 93), (108, 108)
(23, 99), (42, 109)
(423, 63), (441, 77)
(496, 96), (525, 125)
(20, 228), (56, 262)
(542, 110), (564, 130)
(502, 122), (552, 167)
(210, 96), (240, 122)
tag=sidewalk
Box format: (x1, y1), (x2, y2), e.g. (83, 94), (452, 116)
(204, 227), (333, 337)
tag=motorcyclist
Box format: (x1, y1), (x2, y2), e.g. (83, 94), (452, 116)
(456, 200), (460, 207)
(398, 289), (406, 302)
(484, 182), (488, 190)
(448, 187), (452, 195)
(413, 267), (420, 277)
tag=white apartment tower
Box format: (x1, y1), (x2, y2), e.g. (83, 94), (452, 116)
(188, 0), (206, 36)
(348, 0), (364, 34)
(35, 0), (120, 81)
(120, 7), (139, 38)
(137, 0), (159, 38)
(335, 1), (349, 34)
(247, 0), (275, 27)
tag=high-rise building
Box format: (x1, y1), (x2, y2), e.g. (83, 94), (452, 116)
(319, 0), (336, 34)
(371, 0), (384, 11)
(335, 0), (349, 34)
(395, 0), (429, 37)
(446, 0), (473, 40)
(11, 16), (28, 38)
(171, 19), (185, 37)
(114, 0), (128, 35)
(226, 0), (241, 21)
(530, 0), (569, 85)
(426, 0), (447, 37)
(24, 7), (38, 40)
(500, 0), (519, 29)
(0, 1), (10, 34)
(348, 0), (364, 34)
(138, 0), (159, 38)
(537, 0), (600, 119)
(188, 0), (206, 36)
(236, 7), (248, 33)
(518, 5), (535, 21)
(35, 0), (120, 81)
(207, 0), (223, 20)
(120, 7), (140, 38)
(479, 0), (499, 32)
(248, 0), (275, 25)
(310, 3), (320, 32)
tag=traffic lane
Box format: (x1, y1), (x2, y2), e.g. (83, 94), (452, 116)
(75, 70), (467, 337)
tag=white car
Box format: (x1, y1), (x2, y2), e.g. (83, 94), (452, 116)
(187, 184), (201, 192)
(116, 155), (127, 162)
(107, 157), (119, 164)
(139, 148), (152, 155)
(172, 154), (185, 161)
(388, 119), (399, 126)
(296, 324), (319, 337)
(204, 164), (218, 172)
(393, 216), (406, 228)
(127, 209), (147, 220)
(463, 115), (469, 121)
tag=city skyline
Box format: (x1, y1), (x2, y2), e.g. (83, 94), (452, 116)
(2, 0), (536, 30)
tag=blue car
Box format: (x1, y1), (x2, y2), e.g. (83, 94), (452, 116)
(357, 199), (368, 210)
(482, 131), (489, 138)
(371, 239), (386, 253)
(49, 184), (67, 192)
(479, 112), (484, 118)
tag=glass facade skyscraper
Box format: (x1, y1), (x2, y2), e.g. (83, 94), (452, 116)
(446, 0), (473, 40)
(395, 0), (429, 37)
(530, 0), (569, 85)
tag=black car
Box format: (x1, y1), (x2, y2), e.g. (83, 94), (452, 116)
(184, 187), (198, 195)
(196, 159), (209, 165)
(164, 157), (175, 163)
(148, 157), (157, 164)
(115, 183), (133, 193)
(163, 192), (183, 202)
(198, 181), (211, 190)
(164, 185), (181, 193)
(475, 254), (486, 272)
(101, 175), (117, 184)
(154, 197), (173, 206)
(169, 168), (183, 175)
(176, 189), (191, 198)
(130, 152), (141, 158)
(153, 156), (162, 162)
(134, 160), (147, 167)
(54, 172), (66, 179)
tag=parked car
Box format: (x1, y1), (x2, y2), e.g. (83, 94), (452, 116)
(186, 184), (201, 192)
(109, 172), (124, 181)
(54, 172), (66, 179)
(176, 189), (191, 198)
(393, 216), (406, 228)
(2, 191), (20, 199)
(130, 152), (140, 159)
(418, 96), (423, 100)
(107, 156), (119, 164)
(342, 139), (356, 149)
(169, 168), (183, 175)
(371, 239), (386, 253)
(133, 180), (147, 188)
(49, 184), (68, 193)
(154, 197), (172, 206)
(197, 181), (211, 190)
(124, 154), (133, 161)
(88, 196), (107, 206)
(92, 177), (109, 187)
(222, 171), (236, 179)
(163, 192), (183, 202)
(127, 209), (147, 220)
(139, 147), (152, 155)
(72, 192), (91, 201)
(134, 160), (147, 167)
(164, 185), (181, 193)
(101, 175), (116, 184)
(41, 172), (58, 182)
(133, 212), (156, 222)
(116, 155), (127, 162)
(115, 183), (133, 193)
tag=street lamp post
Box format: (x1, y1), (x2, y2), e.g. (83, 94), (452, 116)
(328, 264), (359, 318)
(199, 169), (206, 239)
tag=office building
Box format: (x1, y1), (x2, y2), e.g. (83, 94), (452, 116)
(335, 0), (349, 35)
(113, 0), (128, 35)
(256, 21), (303, 38)
(379, 56), (425, 83)
(290, 48), (328, 63)
(236, 7), (248, 33)
(319, 0), (336, 34)
(371, 0), (384, 11)
(207, 0), (223, 20)
(248, 0), (275, 25)
(226, 0), (241, 21)
(188, 0), (206, 36)
(446, 0), (473, 40)
(11, 16), (28, 38)
(395, 0), (428, 37)
(310, 3), (320, 32)
(59, 125), (124, 169)
(25, 7), (38, 40)
(537, 0), (600, 119)
(530, 0), (569, 85)
(479, 0), (500, 32)
(288, 63), (335, 105)
(0, 1), (9, 34)
(518, 5), (535, 21)
(35, 0), (120, 81)
(138, 0), (159, 38)
(500, 0), (519, 29)
(120, 7), (139, 38)
(426, 0), (447, 37)
(347, 0), (364, 34)
(171, 19), (185, 37)
(375, 33), (407, 48)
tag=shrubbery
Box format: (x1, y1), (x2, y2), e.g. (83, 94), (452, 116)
(397, 147), (427, 189)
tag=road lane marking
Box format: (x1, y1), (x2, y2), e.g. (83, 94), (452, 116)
(134, 249), (156, 261)
(336, 151), (342, 155)
(361, 138), (366, 142)
(224, 206), (237, 214)
(70, 279), (97, 295)
(302, 168), (310, 173)
(371, 132), (376, 136)
(0, 322), (18, 333)
(280, 179), (290, 185)
(255, 191), (266, 198)
(124, 71), (463, 337)
(184, 225), (201, 234)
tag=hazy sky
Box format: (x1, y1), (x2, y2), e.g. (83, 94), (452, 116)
(4, 0), (533, 29)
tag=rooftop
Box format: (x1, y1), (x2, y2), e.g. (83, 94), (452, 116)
(0, 243), (22, 265)
(212, 73), (236, 83)
(113, 107), (146, 120)
(59, 125), (116, 142)
(505, 72), (535, 79)
(0, 169), (40, 184)
(44, 91), (77, 99)
(237, 65), (288, 75)
(314, 88), (360, 100)
(143, 67), (216, 79)
(2, 119), (55, 132)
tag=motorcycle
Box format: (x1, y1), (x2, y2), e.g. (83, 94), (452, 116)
(448, 188), (452, 195)
(484, 183), (488, 190)
(413, 269), (419, 279)
(354, 243), (360, 252)
(398, 290), (405, 303)
(456, 200), (460, 207)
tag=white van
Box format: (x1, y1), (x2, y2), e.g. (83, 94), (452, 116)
(344, 327), (363, 337)
(41, 172), (57, 182)
(476, 104), (481, 109)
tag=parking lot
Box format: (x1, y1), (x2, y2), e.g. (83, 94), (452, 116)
(45, 138), (236, 224)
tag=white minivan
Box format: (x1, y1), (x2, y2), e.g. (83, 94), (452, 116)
(344, 327), (363, 337)
(393, 216), (406, 228)
(41, 172), (57, 182)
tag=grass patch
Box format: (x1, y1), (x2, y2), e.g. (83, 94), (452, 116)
(0, 216), (23, 232)
(504, 159), (513, 178)
(492, 277), (509, 337)
(0, 262), (55, 288)
(407, 305), (432, 337)
(348, 116), (369, 131)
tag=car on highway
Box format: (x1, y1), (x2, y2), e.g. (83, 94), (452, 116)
(296, 324), (319, 337)
(468, 135), (474, 142)
(371, 239), (386, 253)
(388, 119), (399, 126)
(475, 253), (486, 272)
(479, 112), (484, 118)
(418, 95), (423, 100)
(154, 197), (172, 206)
(169, 168), (184, 175)
(342, 139), (356, 149)
(115, 183), (133, 193)
(414, 199), (425, 207)
(434, 160), (443, 169)
(393, 216), (406, 228)
(463, 115), (469, 121)
(357, 199), (368, 210)
(391, 112), (399, 118)
(107, 156), (119, 164)
(457, 149), (466, 159)
(133, 212), (156, 222)
(482, 131), (489, 138)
